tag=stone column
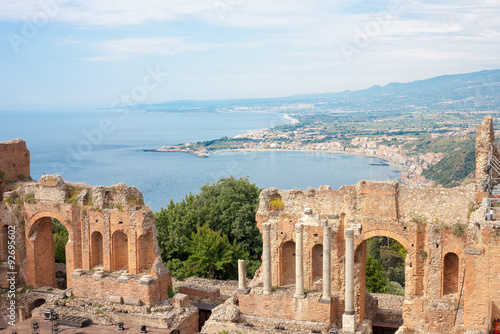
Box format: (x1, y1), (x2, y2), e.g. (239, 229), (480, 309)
(237, 259), (250, 294)
(320, 225), (331, 303)
(263, 223), (272, 295)
(343, 228), (356, 332)
(294, 223), (305, 299)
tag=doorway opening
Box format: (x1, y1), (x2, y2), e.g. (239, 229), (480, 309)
(364, 236), (406, 330)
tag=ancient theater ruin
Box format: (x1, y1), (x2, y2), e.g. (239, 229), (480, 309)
(0, 139), (199, 332)
(4, 116), (500, 333)
(202, 116), (500, 333)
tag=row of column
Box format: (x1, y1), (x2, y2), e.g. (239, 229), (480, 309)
(258, 223), (356, 332)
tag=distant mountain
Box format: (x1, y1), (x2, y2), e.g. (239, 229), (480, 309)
(138, 69), (500, 113)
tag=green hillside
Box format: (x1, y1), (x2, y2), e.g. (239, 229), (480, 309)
(422, 142), (475, 187)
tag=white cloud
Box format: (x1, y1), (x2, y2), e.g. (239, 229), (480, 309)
(80, 37), (265, 61)
(80, 37), (208, 61)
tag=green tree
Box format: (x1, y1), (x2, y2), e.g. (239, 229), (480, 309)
(380, 245), (404, 272)
(367, 237), (381, 261)
(183, 224), (248, 280)
(365, 256), (389, 293)
(155, 176), (263, 279)
(52, 219), (68, 263)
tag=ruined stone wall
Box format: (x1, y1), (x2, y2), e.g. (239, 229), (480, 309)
(72, 273), (165, 305)
(370, 293), (403, 310)
(238, 290), (333, 329)
(252, 180), (477, 332)
(476, 116), (500, 190)
(0, 170), (172, 305)
(0, 139), (30, 182)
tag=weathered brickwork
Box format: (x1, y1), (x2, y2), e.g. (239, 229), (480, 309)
(71, 272), (169, 305)
(0, 140), (172, 307)
(205, 116), (500, 333)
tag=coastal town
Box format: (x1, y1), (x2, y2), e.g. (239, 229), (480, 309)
(154, 112), (484, 187)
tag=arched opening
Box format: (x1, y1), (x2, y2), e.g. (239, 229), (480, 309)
(311, 243), (323, 287)
(1, 224), (8, 262)
(53, 219), (69, 289)
(280, 241), (296, 286)
(138, 232), (156, 274)
(113, 231), (128, 271)
(91, 231), (104, 269)
(29, 298), (47, 313)
(29, 217), (57, 288)
(27, 215), (72, 289)
(361, 236), (407, 333)
(443, 252), (459, 295)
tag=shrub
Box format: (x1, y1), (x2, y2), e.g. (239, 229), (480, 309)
(386, 281), (405, 296)
(65, 185), (82, 204)
(127, 194), (144, 206)
(452, 223), (466, 237)
(268, 198), (284, 211)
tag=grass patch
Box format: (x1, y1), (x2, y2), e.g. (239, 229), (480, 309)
(24, 192), (36, 204)
(126, 194), (144, 206)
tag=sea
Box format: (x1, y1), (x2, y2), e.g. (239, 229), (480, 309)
(0, 110), (402, 211)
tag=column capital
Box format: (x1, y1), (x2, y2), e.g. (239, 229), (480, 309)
(262, 223), (271, 232)
(295, 223), (303, 232)
(344, 228), (354, 239)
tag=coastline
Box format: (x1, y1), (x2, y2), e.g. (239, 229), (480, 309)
(283, 113), (299, 124)
(146, 111), (422, 185)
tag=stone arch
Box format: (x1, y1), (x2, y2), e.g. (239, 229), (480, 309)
(0, 224), (8, 261)
(112, 231), (129, 271)
(29, 298), (46, 313)
(28, 212), (72, 239)
(28, 217), (57, 287)
(280, 240), (296, 286)
(311, 243), (323, 284)
(354, 229), (413, 326)
(356, 229), (411, 251)
(137, 231), (156, 274)
(443, 252), (459, 295)
(91, 231), (104, 269)
(26, 211), (77, 288)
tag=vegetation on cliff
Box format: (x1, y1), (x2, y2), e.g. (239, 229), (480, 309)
(155, 176), (262, 280)
(422, 140), (475, 187)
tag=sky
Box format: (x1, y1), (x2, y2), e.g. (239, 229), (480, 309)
(0, 0), (499, 110)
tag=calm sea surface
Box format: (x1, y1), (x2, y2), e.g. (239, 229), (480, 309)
(0, 110), (401, 211)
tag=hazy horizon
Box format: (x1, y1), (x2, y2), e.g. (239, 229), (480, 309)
(1, 0), (499, 110)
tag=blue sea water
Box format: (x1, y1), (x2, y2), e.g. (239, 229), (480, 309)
(0, 110), (401, 211)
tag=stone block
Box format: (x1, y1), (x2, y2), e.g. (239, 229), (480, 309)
(118, 273), (132, 283)
(72, 269), (84, 279)
(123, 297), (142, 306)
(179, 284), (220, 299)
(108, 295), (123, 304)
(92, 271), (106, 281)
(342, 313), (356, 333)
(172, 293), (190, 309)
(139, 274), (154, 285)
(3, 191), (17, 199)
(39, 175), (66, 188)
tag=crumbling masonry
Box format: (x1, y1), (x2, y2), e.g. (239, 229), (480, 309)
(203, 116), (500, 334)
(0, 139), (172, 307)
(4, 117), (500, 333)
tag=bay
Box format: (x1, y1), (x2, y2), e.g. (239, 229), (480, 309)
(0, 110), (401, 211)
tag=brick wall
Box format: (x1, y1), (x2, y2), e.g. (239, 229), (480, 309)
(72, 273), (164, 305)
